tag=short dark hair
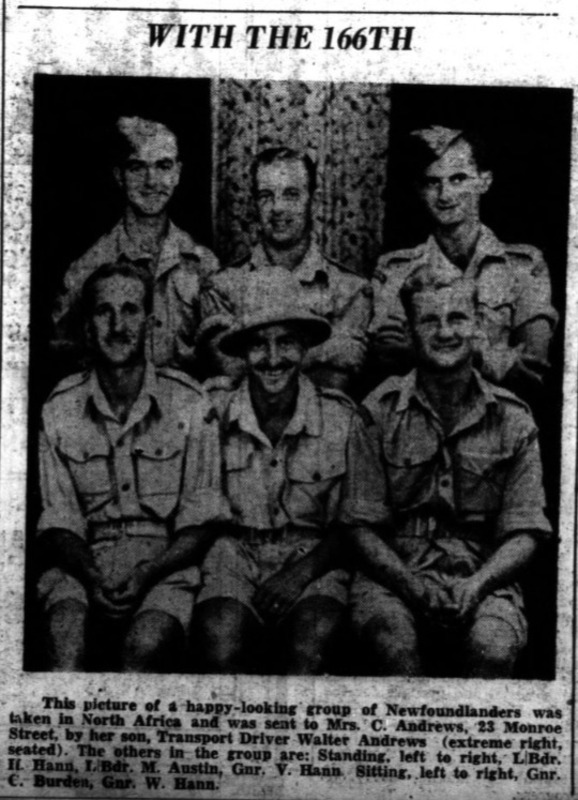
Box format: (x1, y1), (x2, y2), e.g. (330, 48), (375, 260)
(81, 261), (154, 320)
(251, 147), (317, 197)
(400, 262), (477, 323)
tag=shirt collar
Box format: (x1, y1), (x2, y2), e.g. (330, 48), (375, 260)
(86, 360), (159, 428)
(116, 219), (197, 277)
(395, 368), (498, 433)
(425, 224), (506, 276)
(249, 240), (328, 283)
(226, 374), (322, 443)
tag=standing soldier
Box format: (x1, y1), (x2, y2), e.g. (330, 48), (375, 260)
(344, 263), (551, 677)
(369, 125), (557, 400)
(194, 269), (363, 674)
(199, 147), (372, 394)
(37, 263), (229, 671)
(52, 116), (219, 372)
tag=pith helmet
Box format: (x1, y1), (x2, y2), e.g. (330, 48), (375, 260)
(219, 268), (331, 357)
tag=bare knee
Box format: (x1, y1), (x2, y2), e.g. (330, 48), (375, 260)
(464, 617), (521, 678)
(193, 599), (255, 673)
(44, 599), (87, 671)
(122, 611), (182, 672)
(285, 597), (343, 675)
(363, 612), (421, 676)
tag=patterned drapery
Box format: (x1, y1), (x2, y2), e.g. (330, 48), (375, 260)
(211, 79), (391, 275)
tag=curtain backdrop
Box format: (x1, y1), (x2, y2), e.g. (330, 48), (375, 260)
(211, 79), (390, 275)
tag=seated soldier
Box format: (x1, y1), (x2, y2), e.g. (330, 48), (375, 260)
(37, 263), (229, 671)
(198, 146), (372, 394)
(343, 262), (551, 677)
(368, 125), (557, 402)
(193, 269), (363, 675)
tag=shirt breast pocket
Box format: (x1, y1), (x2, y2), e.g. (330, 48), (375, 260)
(134, 433), (185, 519)
(382, 438), (438, 512)
(455, 450), (510, 517)
(60, 440), (112, 514)
(286, 448), (346, 526)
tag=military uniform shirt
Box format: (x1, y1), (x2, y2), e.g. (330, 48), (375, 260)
(38, 362), (230, 542)
(211, 374), (363, 532)
(340, 369), (551, 575)
(52, 219), (220, 369)
(370, 225), (557, 382)
(200, 240), (372, 383)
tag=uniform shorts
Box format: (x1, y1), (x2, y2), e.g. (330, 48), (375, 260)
(37, 536), (200, 631)
(350, 572), (528, 651)
(197, 532), (350, 622)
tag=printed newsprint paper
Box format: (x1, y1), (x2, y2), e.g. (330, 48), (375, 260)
(1, 0), (578, 797)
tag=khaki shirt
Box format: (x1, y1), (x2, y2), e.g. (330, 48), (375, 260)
(52, 219), (220, 370)
(200, 241), (372, 389)
(341, 370), (551, 575)
(210, 374), (363, 532)
(38, 362), (229, 543)
(370, 226), (557, 384)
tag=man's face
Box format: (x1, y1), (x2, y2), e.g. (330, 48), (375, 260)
(115, 130), (181, 217)
(87, 274), (148, 368)
(417, 139), (492, 229)
(245, 323), (306, 398)
(411, 284), (478, 373)
(255, 160), (312, 250)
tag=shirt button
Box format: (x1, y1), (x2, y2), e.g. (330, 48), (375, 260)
(270, 458), (278, 467)
(440, 477), (451, 488)
(155, 448), (163, 456)
(155, 319), (163, 328)
(313, 471), (321, 481)
(178, 422), (185, 430)
(121, 482), (131, 492)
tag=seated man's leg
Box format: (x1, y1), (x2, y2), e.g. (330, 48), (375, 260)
(351, 574), (422, 676)
(122, 564), (201, 673)
(122, 611), (183, 672)
(462, 589), (527, 678)
(283, 595), (344, 675)
(282, 567), (350, 675)
(38, 568), (88, 671)
(193, 536), (261, 673)
(193, 598), (259, 673)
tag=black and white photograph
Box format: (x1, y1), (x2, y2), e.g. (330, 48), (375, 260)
(24, 76), (571, 681)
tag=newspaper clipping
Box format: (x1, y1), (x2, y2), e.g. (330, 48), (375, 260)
(1, 0), (577, 798)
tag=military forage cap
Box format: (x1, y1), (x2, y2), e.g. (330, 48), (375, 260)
(409, 125), (464, 159)
(219, 267), (331, 357)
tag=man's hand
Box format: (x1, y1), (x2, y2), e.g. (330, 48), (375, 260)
(405, 576), (458, 628)
(88, 564), (151, 619)
(449, 575), (484, 624)
(253, 561), (313, 621)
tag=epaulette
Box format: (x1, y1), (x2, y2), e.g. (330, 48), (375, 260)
(325, 255), (358, 277)
(204, 375), (236, 394)
(226, 252), (251, 270)
(46, 371), (90, 402)
(157, 366), (203, 394)
(376, 245), (425, 271)
(365, 375), (406, 405)
(488, 383), (531, 413)
(317, 385), (358, 411)
(503, 243), (542, 261)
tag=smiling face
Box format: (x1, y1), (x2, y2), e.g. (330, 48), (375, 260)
(115, 128), (181, 217)
(255, 159), (312, 250)
(245, 323), (306, 399)
(87, 274), (148, 368)
(410, 283), (478, 374)
(418, 138), (492, 229)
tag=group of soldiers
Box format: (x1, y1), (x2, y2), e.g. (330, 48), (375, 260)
(36, 115), (556, 677)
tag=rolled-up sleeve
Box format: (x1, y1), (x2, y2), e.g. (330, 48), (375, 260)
(338, 412), (390, 529)
(174, 400), (231, 531)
